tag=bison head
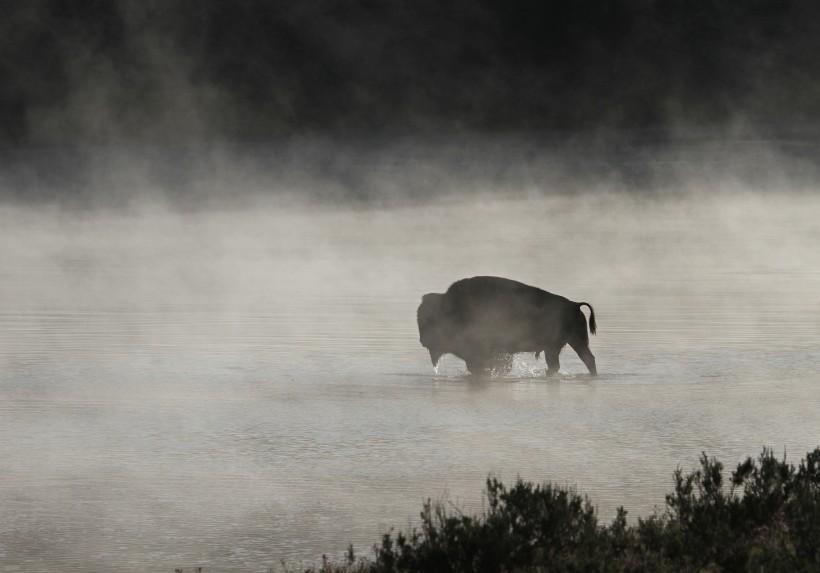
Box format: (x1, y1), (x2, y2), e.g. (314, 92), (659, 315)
(417, 293), (450, 367)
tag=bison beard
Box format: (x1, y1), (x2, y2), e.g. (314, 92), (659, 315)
(417, 276), (597, 376)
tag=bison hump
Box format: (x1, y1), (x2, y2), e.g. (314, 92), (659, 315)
(447, 276), (552, 300)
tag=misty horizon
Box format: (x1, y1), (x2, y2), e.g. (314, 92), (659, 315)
(3, 132), (820, 209)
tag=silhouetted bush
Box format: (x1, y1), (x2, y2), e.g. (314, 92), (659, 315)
(308, 447), (820, 572)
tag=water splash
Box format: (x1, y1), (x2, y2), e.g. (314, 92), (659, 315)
(433, 354), (444, 375)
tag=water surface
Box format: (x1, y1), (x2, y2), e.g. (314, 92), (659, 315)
(2, 193), (819, 571)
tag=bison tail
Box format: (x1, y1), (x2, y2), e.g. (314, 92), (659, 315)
(579, 302), (597, 335)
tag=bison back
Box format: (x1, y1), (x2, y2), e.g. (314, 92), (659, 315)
(444, 276), (569, 350)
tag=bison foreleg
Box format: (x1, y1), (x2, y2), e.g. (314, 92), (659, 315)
(544, 349), (561, 377)
(465, 355), (487, 375)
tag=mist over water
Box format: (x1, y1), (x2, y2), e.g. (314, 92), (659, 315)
(2, 161), (820, 571)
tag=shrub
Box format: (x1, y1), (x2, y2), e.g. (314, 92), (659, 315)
(308, 447), (820, 573)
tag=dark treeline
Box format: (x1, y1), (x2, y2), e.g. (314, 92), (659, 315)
(3, 0), (820, 144)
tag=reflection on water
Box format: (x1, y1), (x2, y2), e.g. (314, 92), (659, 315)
(2, 194), (820, 572)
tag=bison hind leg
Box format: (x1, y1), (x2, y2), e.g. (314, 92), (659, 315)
(544, 349), (561, 377)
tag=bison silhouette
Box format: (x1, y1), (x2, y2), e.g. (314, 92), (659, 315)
(417, 276), (597, 376)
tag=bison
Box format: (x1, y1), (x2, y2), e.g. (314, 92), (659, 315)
(417, 276), (597, 376)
